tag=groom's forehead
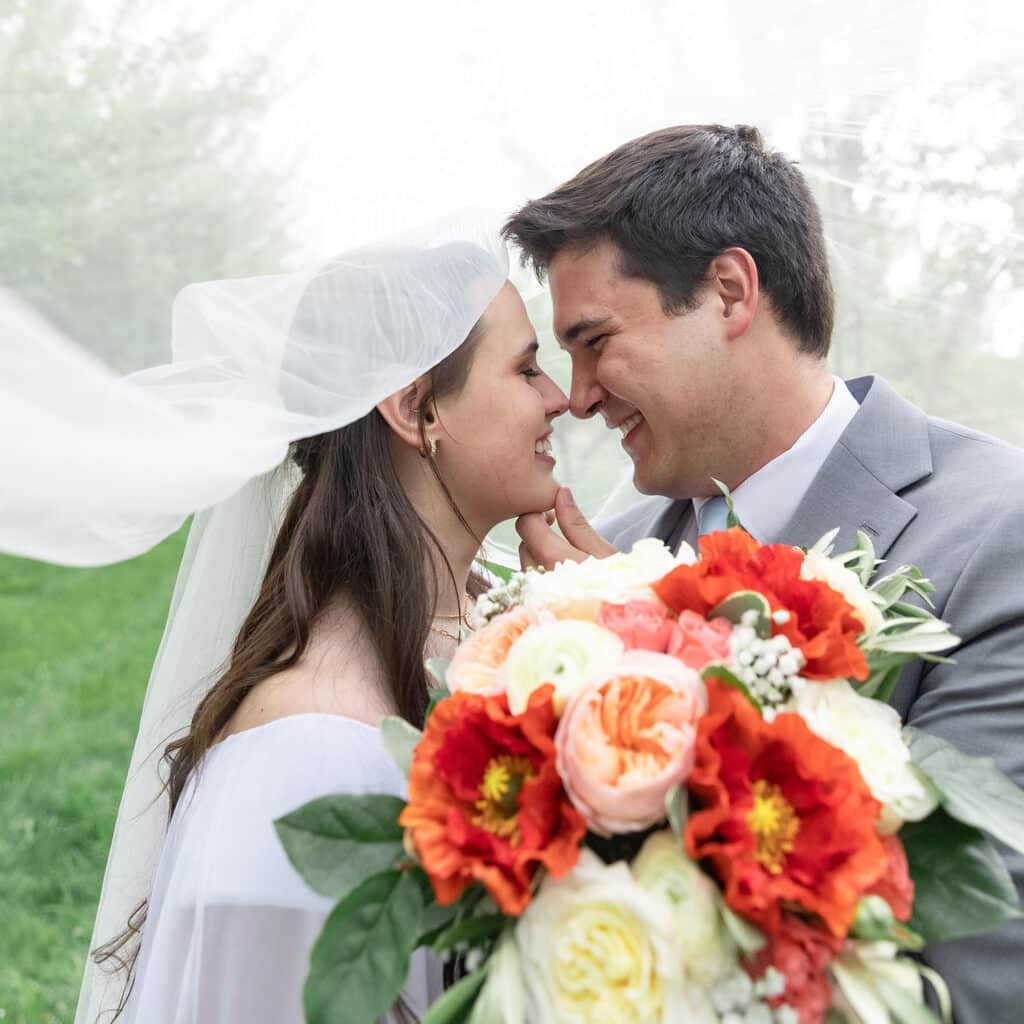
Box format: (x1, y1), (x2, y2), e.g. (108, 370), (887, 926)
(549, 243), (623, 343)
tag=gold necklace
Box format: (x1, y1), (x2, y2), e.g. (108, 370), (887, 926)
(430, 624), (461, 643)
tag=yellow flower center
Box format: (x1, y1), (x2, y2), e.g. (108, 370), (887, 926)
(747, 778), (800, 875)
(474, 754), (533, 844)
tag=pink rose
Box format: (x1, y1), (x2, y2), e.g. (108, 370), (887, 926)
(596, 599), (674, 652)
(666, 610), (733, 670)
(748, 915), (843, 1024)
(555, 650), (707, 835)
(446, 606), (537, 696)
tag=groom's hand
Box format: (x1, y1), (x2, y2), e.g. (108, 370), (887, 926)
(515, 486), (618, 570)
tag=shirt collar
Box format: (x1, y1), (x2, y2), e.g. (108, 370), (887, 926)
(693, 376), (859, 542)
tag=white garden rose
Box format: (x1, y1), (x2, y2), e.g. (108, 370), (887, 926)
(801, 549), (884, 637)
(632, 830), (738, 992)
(523, 538), (695, 620)
(784, 679), (938, 833)
(515, 849), (690, 1024)
(502, 619), (624, 714)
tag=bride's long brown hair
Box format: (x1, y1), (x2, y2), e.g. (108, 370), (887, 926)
(92, 316), (489, 1020)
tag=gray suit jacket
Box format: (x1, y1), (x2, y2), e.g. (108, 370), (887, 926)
(601, 375), (1024, 1022)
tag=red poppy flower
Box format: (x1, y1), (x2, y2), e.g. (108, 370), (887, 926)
(685, 681), (886, 937)
(654, 528), (868, 681)
(399, 685), (585, 915)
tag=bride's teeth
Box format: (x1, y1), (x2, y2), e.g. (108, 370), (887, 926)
(534, 438), (552, 455)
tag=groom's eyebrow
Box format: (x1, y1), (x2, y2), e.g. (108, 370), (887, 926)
(562, 316), (612, 346)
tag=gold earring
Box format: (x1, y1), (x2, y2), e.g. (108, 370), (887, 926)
(419, 437), (438, 458)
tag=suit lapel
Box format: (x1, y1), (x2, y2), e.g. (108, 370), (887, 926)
(779, 376), (933, 560)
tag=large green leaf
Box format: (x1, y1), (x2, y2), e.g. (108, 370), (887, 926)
(305, 869), (424, 1024)
(275, 793), (406, 899)
(905, 727), (1024, 855)
(422, 968), (487, 1024)
(901, 809), (1022, 942)
(380, 715), (422, 778)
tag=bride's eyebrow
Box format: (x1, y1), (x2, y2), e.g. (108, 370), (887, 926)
(518, 339), (540, 358)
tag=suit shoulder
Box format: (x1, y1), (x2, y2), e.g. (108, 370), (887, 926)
(924, 416), (1024, 521)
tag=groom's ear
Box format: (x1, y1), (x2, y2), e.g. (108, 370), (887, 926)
(376, 375), (431, 450)
(708, 247), (759, 340)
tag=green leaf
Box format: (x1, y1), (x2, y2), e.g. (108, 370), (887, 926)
(905, 727), (1024, 855)
(422, 968), (487, 1024)
(708, 590), (771, 638)
(427, 660), (451, 688)
(857, 662), (904, 702)
(874, 975), (943, 1024)
(701, 664), (762, 713)
(275, 793), (407, 899)
(665, 784), (688, 836)
(711, 477), (746, 531)
(417, 899), (463, 947)
(851, 895), (924, 950)
(305, 870), (424, 1024)
(380, 715), (422, 778)
(431, 913), (506, 954)
(901, 808), (1022, 942)
(719, 903), (766, 954)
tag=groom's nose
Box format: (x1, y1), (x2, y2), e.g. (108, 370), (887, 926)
(569, 370), (606, 419)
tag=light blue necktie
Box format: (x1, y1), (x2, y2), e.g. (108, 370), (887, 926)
(697, 495), (730, 536)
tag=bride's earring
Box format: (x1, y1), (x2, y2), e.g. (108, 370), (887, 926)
(419, 437), (438, 459)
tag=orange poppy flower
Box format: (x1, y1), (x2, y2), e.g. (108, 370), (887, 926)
(399, 685), (585, 915)
(685, 681), (886, 937)
(654, 528), (868, 681)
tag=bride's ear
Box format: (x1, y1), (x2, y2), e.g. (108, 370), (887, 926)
(376, 375), (433, 452)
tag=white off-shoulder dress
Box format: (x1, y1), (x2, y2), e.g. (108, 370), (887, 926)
(121, 713), (442, 1023)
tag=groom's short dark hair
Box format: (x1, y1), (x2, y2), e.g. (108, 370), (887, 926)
(503, 125), (834, 357)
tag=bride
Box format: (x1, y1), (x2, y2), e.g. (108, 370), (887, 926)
(73, 223), (568, 1022)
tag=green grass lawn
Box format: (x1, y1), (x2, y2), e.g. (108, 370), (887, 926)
(0, 526), (188, 1024)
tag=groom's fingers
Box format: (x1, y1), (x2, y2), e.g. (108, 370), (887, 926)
(518, 541), (539, 570)
(553, 487), (618, 560)
(515, 491), (618, 571)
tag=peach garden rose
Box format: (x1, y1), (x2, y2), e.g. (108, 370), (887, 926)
(555, 650), (707, 835)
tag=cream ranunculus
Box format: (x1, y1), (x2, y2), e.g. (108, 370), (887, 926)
(502, 619), (624, 715)
(632, 830), (738, 993)
(784, 679), (938, 833)
(515, 849), (688, 1024)
(523, 538), (695, 621)
(801, 549), (884, 637)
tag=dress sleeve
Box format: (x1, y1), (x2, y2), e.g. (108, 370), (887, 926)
(125, 715), (439, 1024)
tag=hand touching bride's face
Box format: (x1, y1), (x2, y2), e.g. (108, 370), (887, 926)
(430, 282), (568, 532)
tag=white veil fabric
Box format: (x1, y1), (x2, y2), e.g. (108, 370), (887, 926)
(12, 215), (510, 1023)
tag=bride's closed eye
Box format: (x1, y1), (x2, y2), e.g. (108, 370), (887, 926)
(520, 366), (542, 379)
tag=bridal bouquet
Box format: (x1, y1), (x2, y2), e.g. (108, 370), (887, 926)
(277, 521), (1024, 1024)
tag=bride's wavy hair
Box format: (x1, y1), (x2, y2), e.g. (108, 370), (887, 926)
(93, 259), (492, 1021)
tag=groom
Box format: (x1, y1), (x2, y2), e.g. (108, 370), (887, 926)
(505, 124), (1024, 1022)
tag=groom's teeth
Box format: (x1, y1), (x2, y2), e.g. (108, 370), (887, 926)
(619, 413), (643, 438)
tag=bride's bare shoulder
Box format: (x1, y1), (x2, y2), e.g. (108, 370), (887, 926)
(219, 605), (391, 741)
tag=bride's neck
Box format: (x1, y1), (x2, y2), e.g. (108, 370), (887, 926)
(412, 485), (481, 617)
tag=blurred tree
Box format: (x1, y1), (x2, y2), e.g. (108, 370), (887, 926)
(0, 0), (292, 368)
(808, 72), (1024, 445)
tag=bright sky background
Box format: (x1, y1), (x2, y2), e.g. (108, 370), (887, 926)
(95, 0), (1023, 259)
